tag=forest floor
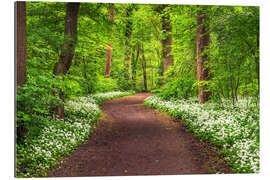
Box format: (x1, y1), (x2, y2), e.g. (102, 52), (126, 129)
(48, 93), (231, 177)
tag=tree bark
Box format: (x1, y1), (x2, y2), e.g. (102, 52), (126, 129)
(131, 45), (140, 89)
(53, 2), (80, 118)
(153, 4), (173, 74)
(161, 7), (173, 73)
(141, 45), (148, 92)
(124, 7), (133, 80)
(105, 43), (112, 78)
(255, 31), (259, 94)
(16, 1), (27, 87)
(82, 56), (87, 79)
(105, 5), (114, 78)
(196, 6), (211, 104)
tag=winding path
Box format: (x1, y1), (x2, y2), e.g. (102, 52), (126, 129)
(48, 93), (231, 177)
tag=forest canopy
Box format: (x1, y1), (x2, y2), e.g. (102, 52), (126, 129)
(18, 2), (259, 98)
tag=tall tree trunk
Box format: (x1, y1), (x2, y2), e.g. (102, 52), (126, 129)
(154, 4), (173, 86)
(156, 48), (164, 87)
(255, 31), (259, 95)
(161, 6), (173, 73)
(82, 56), (91, 94)
(131, 45), (139, 89)
(82, 56), (87, 79)
(141, 45), (147, 92)
(124, 7), (133, 80)
(16, 1), (27, 87)
(105, 4), (114, 78)
(196, 6), (211, 104)
(53, 2), (80, 118)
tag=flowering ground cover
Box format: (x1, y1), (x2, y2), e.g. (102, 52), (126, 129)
(144, 96), (260, 173)
(16, 91), (134, 177)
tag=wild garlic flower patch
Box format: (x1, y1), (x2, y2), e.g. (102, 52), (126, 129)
(144, 96), (259, 173)
(16, 91), (134, 177)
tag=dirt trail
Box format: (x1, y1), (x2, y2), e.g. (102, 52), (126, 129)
(48, 93), (231, 177)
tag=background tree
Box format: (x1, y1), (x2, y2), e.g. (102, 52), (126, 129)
(16, 1), (27, 87)
(105, 4), (115, 78)
(140, 44), (148, 91)
(123, 6), (133, 81)
(209, 6), (259, 104)
(196, 5), (211, 104)
(160, 5), (173, 73)
(53, 2), (80, 118)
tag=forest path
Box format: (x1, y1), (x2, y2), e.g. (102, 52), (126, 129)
(48, 93), (231, 177)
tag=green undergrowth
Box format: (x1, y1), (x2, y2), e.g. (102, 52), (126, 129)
(144, 96), (259, 173)
(16, 91), (134, 177)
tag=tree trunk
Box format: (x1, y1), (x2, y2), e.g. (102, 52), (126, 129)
(161, 8), (173, 73)
(196, 6), (211, 104)
(16, 1), (27, 87)
(141, 45), (147, 92)
(124, 7), (133, 80)
(53, 2), (80, 118)
(105, 5), (114, 78)
(131, 45), (140, 89)
(255, 31), (260, 94)
(154, 4), (173, 74)
(82, 56), (87, 79)
(105, 43), (112, 78)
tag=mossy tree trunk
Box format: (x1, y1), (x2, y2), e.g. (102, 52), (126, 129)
(53, 2), (80, 118)
(124, 7), (133, 81)
(105, 4), (115, 78)
(161, 5), (173, 73)
(196, 6), (211, 104)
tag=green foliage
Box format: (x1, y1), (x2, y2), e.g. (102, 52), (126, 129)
(169, 5), (197, 79)
(24, 2), (259, 102)
(239, 79), (259, 97)
(62, 75), (83, 98)
(95, 76), (119, 93)
(158, 76), (197, 100)
(16, 71), (62, 141)
(209, 6), (259, 102)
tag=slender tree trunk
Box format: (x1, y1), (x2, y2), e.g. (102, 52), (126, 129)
(141, 45), (147, 92)
(74, 54), (78, 66)
(105, 4), (114, 78)
(131, 47), (136, 88)
(196, 6), (211, 104)
(16, 1), (27, 87)
(156, 48), (163, 87)
(124, 7), (133, 81)
(154, 5), (173, 75)
(82, 56), (87, 79)
(230, 75), (235, 106)
(161, 8), (173, 73)
(53, 2), (80, 118)
(105, 43), (112, 77)
(131, 45), (140, 89)
(255, 32), (260, 95)
(82, 56), (91, 93)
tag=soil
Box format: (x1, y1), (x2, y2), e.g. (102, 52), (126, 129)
(47, 93), (231, 177)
